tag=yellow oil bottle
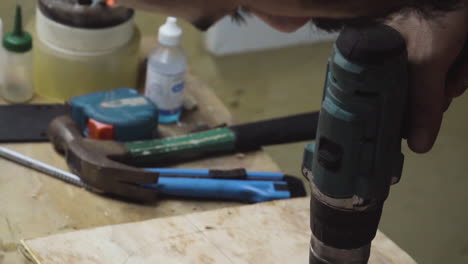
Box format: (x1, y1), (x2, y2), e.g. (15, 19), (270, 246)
(33, 0), (141, 101)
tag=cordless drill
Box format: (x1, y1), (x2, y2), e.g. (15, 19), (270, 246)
(302, 24), (408, 263)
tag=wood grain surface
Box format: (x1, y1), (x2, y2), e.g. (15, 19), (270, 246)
(20, 198), (417, 264)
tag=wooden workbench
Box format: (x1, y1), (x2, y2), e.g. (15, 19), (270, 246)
(0, 74), (283, 264)
(0, 37), (416, 262)
(0, 75), (417, 264)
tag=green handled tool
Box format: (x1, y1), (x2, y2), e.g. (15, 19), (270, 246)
(124, 112), (319, 165)
(49, 112), (318, 167)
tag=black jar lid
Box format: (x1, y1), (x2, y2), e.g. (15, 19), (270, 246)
(38, 0), (134, 29)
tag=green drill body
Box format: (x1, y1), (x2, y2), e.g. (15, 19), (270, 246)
(304, 47), (407, 200)
(303, 25), (408, 263)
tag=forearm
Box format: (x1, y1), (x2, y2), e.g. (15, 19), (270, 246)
(244, 0), (410, 18)
(117, 0), (407, 18)
(117, 0), (169, 12)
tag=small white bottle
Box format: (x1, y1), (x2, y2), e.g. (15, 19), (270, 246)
(145, 17), (187, 123)
(1, 5), (34, 103)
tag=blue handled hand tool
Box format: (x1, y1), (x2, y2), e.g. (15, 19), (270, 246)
(149, 168), (285, 180)
(144, 168), (306, 203)
(0, 146), (305, 204)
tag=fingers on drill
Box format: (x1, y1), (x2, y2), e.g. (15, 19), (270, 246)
(446, 61), (468, 98)
(443, 98), (453, 113)
(407, 63), (445, 153)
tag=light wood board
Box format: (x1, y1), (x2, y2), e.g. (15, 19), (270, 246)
(20, 198), (416, 264)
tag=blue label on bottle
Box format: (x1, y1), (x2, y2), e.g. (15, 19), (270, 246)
(159, 107), (182, 115)
(172, 82), (185, 93)
(145, 70), (185, 114)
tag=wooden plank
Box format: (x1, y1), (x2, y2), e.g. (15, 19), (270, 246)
(20, 198), (416, 264)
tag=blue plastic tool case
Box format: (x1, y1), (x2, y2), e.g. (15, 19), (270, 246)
(69, 88), (159, 141)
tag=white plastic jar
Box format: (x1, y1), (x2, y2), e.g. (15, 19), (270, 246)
(33, 1), (140, 101)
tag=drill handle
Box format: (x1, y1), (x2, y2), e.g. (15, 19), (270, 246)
(231, 112), (319, 151)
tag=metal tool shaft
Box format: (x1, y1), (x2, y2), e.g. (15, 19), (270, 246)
(0, 147), (89, 188)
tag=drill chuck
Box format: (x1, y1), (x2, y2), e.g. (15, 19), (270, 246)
(303, 24), (408, 263)
(310, 232), (371, 264)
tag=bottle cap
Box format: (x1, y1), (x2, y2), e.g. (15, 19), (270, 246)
(158, 17), (182, 46)
(3, 5), (32, 53)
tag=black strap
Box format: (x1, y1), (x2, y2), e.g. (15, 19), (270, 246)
(209, 169), (248, 180)
(230, 112), (319, 152)
(0, 104), (70, 142)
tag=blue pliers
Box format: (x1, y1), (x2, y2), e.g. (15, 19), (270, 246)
(143, 168), (306, 203)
